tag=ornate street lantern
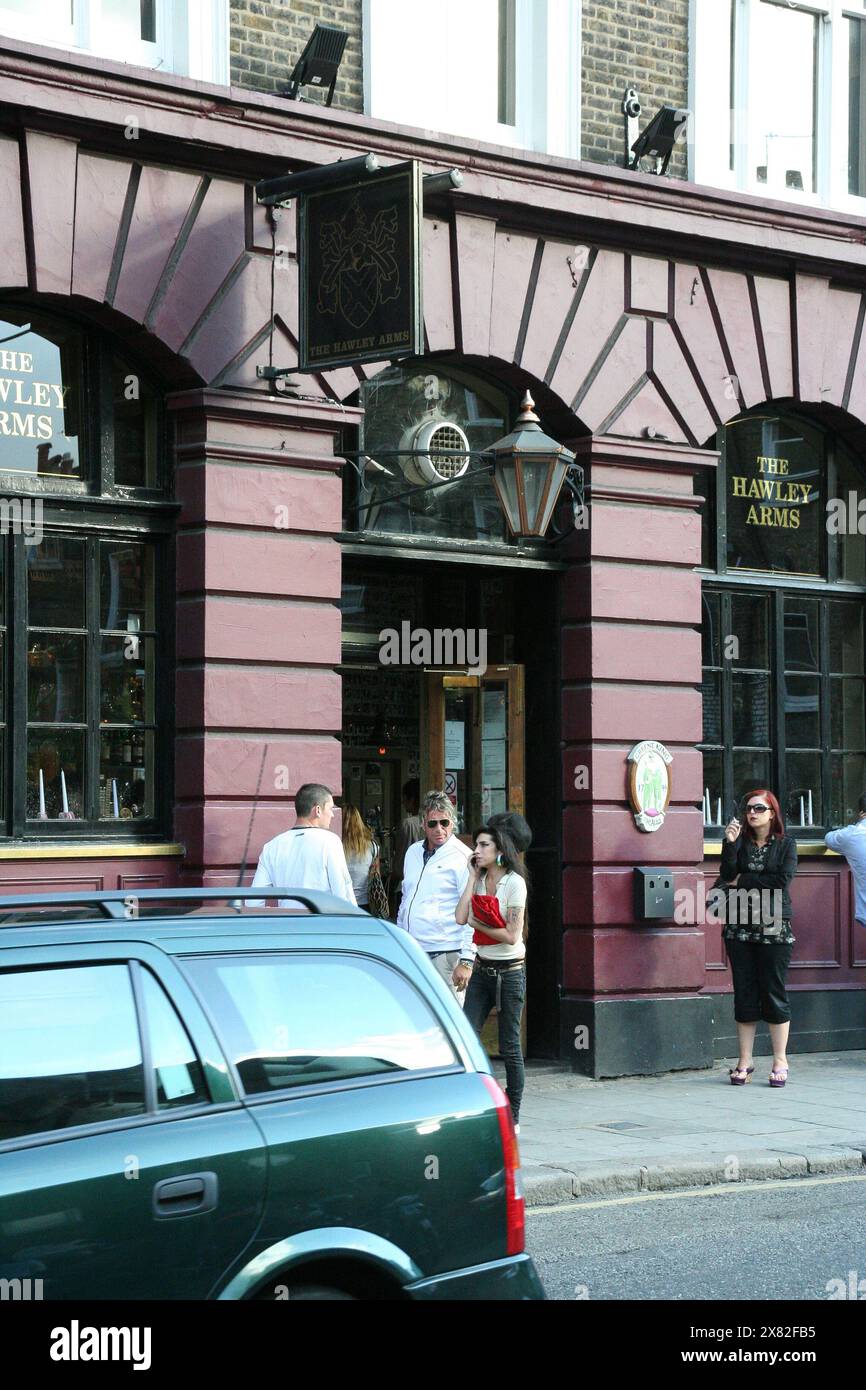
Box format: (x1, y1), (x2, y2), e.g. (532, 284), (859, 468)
(488, 392), (580, 538)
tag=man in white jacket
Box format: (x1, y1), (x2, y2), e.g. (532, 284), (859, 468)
(826, 794), (866, 929)
(397, 790), (475, 1002)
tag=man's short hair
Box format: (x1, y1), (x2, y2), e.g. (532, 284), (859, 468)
(421, 790), (456, 824)
(296, 783), (333, 819)
(859, 793), (866, 817)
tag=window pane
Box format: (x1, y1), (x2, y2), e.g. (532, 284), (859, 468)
(498, 0), (516, 125)
(140, 971), (208, 1110)
(732, 749), (770, 796)
(100, 541), (154, 630)
(783, 674), (820, 748)
(99, 729), (152, 821)
(0, 311), (83, 477)
(27, 730), (85, 821)
(752, 2), (817, 195)
(732, 672), (771, 747)
(701, 750), (724, 827)
(27, 635), (85, 722)
(785, 751), (821, 828)
(784, 596), (819, 672)
(849, 17), (866, 198)
(702, 592), (720, 665)
(835, 444), (866, 584)
(831, 752), (866, 827)
(28, 537), (85, 628)
(830, 678), (866, 751)
(99, 0), (156, 44)
(702, 670), (722, 744)
(184, 954), (457, 1094)
(829, 601), (864, 674)
(724, 415), (822, 574)
(113, 359), (158, 488)
(100, 636), (152, 725)
(0, 965), (145, 1142)
(731, 593), (769, 668)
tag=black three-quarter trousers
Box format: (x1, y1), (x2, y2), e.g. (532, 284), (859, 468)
(725, 939), (794, 1024)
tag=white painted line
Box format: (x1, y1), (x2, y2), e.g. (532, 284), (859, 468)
(527, 1171), (866, 1216)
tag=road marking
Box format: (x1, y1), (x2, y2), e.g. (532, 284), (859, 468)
(527, 1171), (866, 1216)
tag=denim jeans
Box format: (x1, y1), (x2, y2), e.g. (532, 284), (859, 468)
(464, 964), (526, 1123)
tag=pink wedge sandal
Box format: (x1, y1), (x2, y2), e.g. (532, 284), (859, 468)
(769, 1065), (789, 1088)
(729, 1065), (754, 1085)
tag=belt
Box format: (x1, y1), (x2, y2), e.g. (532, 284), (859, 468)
(427, 949), (456, 959)
(474, 959), (524, 975)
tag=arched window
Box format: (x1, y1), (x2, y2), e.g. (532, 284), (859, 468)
(0, 306), (171, 839)
(344, 362), (513, 544)
(700, 410), (866, 832)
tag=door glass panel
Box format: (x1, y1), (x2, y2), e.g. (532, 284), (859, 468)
(481, 684), (508, 819)
(444, 686), (473, 834)
(183, 954), (457, 1095)
(0, 964), (145, 1142)
(140, 970), (208, 1110)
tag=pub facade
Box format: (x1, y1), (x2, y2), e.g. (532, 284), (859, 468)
(0, 25), (864, 1075)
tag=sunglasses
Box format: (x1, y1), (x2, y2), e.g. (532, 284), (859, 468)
(426, 819), (451, 829)
(746, 804), (771, 814)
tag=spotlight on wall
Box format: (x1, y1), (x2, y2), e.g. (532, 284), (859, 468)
(624, 93), (690, 176)
(284, 23), (348, 106)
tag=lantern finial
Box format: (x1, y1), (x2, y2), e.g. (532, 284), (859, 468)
(518, 391), (540, 425)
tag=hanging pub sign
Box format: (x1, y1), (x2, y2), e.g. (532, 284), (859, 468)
(299, 159), (424, 372)
(627, 740), (673, 833)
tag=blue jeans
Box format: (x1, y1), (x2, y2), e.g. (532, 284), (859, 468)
(464, 964), (526, 1123)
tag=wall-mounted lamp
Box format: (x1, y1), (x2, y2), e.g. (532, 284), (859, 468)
(622, 87), (690, 176)
(284, 23), (348, 106)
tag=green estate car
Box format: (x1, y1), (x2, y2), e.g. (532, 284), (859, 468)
(0, 888), (543, 1301)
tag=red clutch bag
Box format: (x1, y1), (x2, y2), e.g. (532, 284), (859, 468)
(471, 893), (506, 946)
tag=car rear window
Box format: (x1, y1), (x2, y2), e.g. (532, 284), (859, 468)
(0, 965), (146, 1142)
(183, 953), (458, 1095)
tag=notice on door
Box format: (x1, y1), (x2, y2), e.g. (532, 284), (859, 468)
(445, 721), (465, 769)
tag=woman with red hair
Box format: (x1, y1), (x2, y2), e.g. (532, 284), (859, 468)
(718, 789), (798, 1088)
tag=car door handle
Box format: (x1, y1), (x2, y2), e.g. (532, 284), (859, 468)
(152, 1172), (218, 1218)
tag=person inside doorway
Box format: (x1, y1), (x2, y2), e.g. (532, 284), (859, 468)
(456, 821), (528, 1131)
(392, 778), (423, 889)
(717, 790), (797, 1088)
(251, 783), (357, 907)
(342, 803), (379, 909)
(397, 790), (475, 1002)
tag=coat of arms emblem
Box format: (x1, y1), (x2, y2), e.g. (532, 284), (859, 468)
(627, 740), (673, 833)
(317, 195), (401, 331)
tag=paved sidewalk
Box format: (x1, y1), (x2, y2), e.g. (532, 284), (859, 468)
(492, 1052), (866, 1206)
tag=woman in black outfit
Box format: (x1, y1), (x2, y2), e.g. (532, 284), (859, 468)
(718, 789), (797, 1088)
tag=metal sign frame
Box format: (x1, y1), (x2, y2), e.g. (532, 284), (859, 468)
(298, 159), (424, 373)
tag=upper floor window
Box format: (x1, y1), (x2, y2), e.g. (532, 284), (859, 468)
(364, 0), (581, 157)
(691, 0), (866, 211)
(0, 0), (229, 84)
(0, 305), (172, 841)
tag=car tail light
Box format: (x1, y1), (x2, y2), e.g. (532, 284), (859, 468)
(480, 1073), (525, 1256)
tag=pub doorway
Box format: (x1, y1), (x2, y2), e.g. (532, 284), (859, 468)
(340, 555), (562, 1058)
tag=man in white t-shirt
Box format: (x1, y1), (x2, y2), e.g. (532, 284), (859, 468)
(251, 783), (357, 907)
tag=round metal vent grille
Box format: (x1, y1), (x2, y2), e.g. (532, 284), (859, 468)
(426, 423), (470, 479)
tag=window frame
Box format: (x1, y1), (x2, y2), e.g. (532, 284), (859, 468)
(0, 0), (229, 85)
(363, 0), (582, 158)
(700, 412), (866, 834)
(690, 0), (866, 213)
(0, 306), (176, 843)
